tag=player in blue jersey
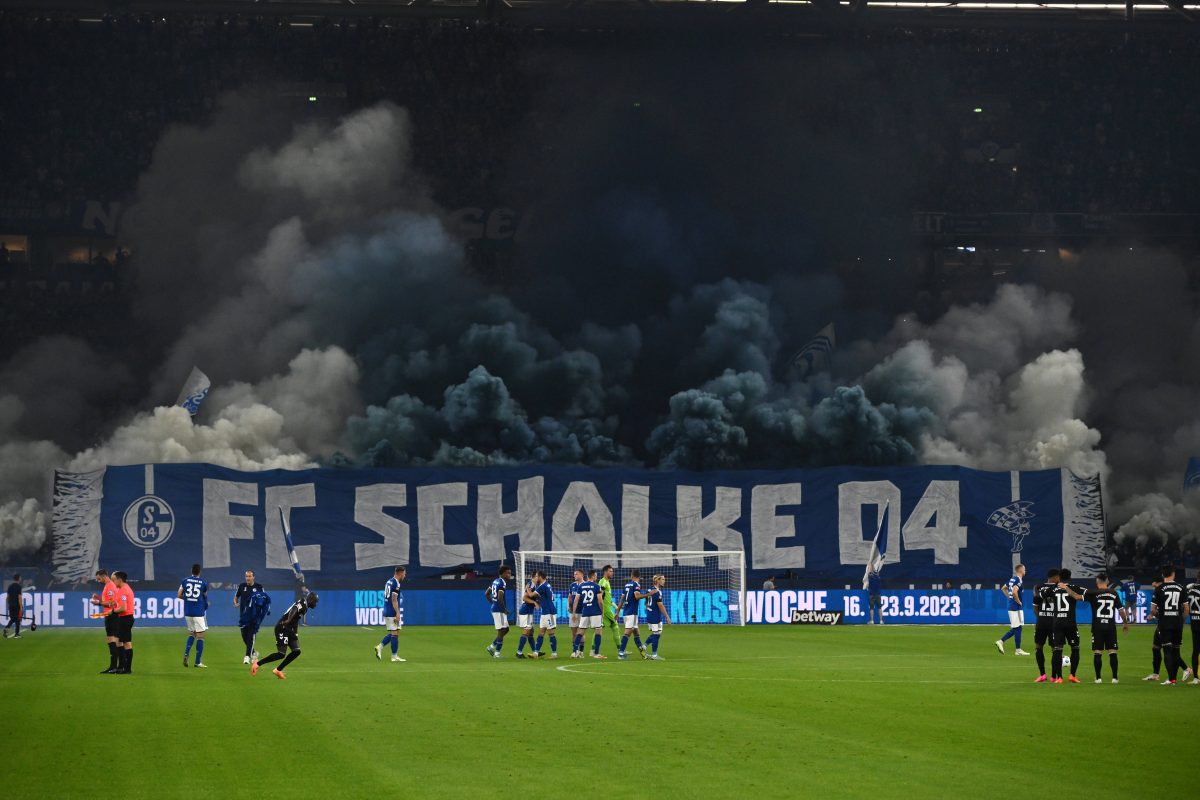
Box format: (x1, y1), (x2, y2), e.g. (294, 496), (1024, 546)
(531, 571), (558, 659)
(375, 566), (407, 663)
(573, 569), (606, 659)
(567, 569), (584, 657)
(618, 569), (650, 660)
(516, 577), (541, 659)
(644, 574), (672, 659)
(178, 564), (209, 668)
(994, 564), (1029, 656)
(485, 566), (512, 658)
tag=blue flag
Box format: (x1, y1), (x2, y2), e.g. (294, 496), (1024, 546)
(175, 367), (211, 417)
(793, 324), (836, 378)
(861, 500), (889, 590)
(1185, 458), (1200, 492)
(278, 507), (309, 594)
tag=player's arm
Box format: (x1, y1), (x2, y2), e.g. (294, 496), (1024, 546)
(1001, 582), (1012, 600)
(1063, 585), (1085, 601)
(390, 591), (400, 617)
(177, 583), (184, 600)
(657, 598), (672, 625)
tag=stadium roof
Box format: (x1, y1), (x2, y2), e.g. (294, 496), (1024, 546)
(0, 0), (1197, 30)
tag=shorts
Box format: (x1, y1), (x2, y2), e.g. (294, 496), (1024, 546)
(538, 615), (557, 630)
(104, 614), (119, 637)
(869, 593), (881, 609)
(185, 615), (208, 633)
(117, 615), (135, 643)
(517, 613), (535, 629)
(1034, 620), (1054, 647)
(569, 614), (580, 628)
(1051, 622), (1079, 649)
(385, 615), (402, 632)
(578, 614), (602, 629)
(622, 614), (639, 630)
(648, 622), (663, 634)
(492, 611), (509, 630)
(274, 628), (299, 653)
(1007, 610), (1024, 629)
(1091, 627), (1118, 651)
(1156, 625), (1183, 648)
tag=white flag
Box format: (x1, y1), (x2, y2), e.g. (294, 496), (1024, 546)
(175, 367), (211, 417)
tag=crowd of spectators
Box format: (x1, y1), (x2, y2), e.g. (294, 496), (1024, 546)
(3, 13), (1200, 355)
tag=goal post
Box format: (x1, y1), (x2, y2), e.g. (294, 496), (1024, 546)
(514, 550), (747, 626)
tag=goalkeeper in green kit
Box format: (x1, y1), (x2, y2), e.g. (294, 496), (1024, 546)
(599, 564), (620, 652)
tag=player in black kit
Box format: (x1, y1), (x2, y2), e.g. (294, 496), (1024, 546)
(251, 592), (318, 680)
(1149, 565), (1188, 685)
(1047, 568), (1085, 683)
(1064, 573), (1128, 683)
(1033, 569), (1060, 683)
(1187, 578), (1200, 685)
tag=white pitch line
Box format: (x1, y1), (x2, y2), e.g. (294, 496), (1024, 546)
(553, 664), (1034, 685)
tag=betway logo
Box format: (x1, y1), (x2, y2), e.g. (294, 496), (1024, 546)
(790, 609), (843, 625)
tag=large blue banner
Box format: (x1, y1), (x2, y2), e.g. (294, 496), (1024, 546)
(11, 589), (1151, 628)
(50, 463), (1103, 587)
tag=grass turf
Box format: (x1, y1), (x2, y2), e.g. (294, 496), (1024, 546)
(1, 624), (1193, 798)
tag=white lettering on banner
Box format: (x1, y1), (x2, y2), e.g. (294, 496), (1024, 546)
(446, 207), (530, 243)
(551, 481), (617, 553)
(22, 592), (64, 626)
(839, 481), (902, 565)
(837, 480), (969, 565)
(265, 484), (320, 571)
(202, 479), (257, 567)
(744, 590), (829, 623)
(901, 481), (968, 564)
(750, 484), (805, 569)
(417, 483), (474, 567)
(676, 486), (742, 564)
(354, 484), (410, 570)
(620, 484), (671, 554)
(81, 200), (122, 236)
(477, 478), (545, 562)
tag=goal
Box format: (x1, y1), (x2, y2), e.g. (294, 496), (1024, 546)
(514, 550), (746, 626)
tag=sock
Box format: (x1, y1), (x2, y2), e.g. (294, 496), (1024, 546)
(649, 633), (659, 653)
(1051, 648), (1062, 679)
(1070, 647), (1080, 676)
(125, 649), (133, 671)
(387, 636), (396, 655)
(620, 634), (629, 653)
(278, 650), (301, 671)
(1035, 647), (1046, 676)
(1165, 648), (1178, 681)
(573, 634), (583, 652)
(517, 635), (527, 653)
(1001, 628), (1015, 642)
(1093, 653), (1102, 680)
(1193, 642), (1199, 674)
(184, 635), (194, 658)
(593, 634), (601, 654)
(195, 640), (204, 663)
(1152, 647), (1161, 674)
(108, 642), (118, 669)
(633, 633), (643, 649)
(1014, 628), (1023, 649)
(1109, 653), (1118, 680)
(380, 633), (392, 647)
(549, 635), (557, 654)
(495, 639), (503, 653)
(258, 651), (284, 665)
(534, 635), (544, 652)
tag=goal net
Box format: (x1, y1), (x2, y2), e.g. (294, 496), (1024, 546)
(514, 551), (746, 626)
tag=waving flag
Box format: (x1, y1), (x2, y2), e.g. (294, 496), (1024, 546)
(1185, 457), (1200, 492)
(861, 500), (890, 590)
(793, 323), (836, 378)
(278, 507), (309, 595)
(175, 367), (211, 416)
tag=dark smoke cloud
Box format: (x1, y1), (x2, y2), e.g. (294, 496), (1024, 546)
(1, 48), (1198, 568)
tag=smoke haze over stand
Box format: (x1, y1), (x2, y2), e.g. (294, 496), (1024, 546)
(0, 67), (1197, 567)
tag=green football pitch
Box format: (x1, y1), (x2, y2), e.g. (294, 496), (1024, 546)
(1, 624), (1192, 799)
